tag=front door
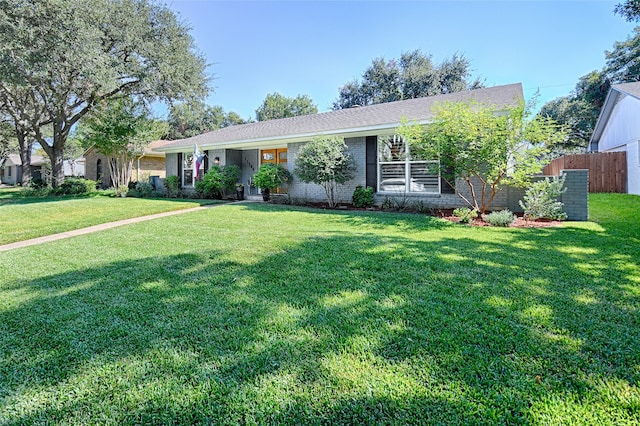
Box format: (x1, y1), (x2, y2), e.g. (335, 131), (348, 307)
(261, 148), (287, 193)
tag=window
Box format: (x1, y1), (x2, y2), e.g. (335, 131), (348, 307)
(377, 135), (439, 194)
(96, 159), (102, 183)
(183, 154), (194, 186)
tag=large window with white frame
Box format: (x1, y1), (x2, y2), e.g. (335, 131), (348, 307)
(377, 135), (440, 194)
(182, 153), (194, 187)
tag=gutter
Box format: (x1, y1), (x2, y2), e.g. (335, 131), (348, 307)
(155, 121), (431, 154)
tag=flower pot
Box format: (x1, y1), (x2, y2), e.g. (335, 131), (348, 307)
(261, 188), (270, 201)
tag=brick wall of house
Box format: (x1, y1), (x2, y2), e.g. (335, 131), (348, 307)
(285, 139), (589, 220)
(287, 137), (367, 204)
(133, 156), (165, 181)
(85, 150), (110, 188)
(86, 149), (166, 189)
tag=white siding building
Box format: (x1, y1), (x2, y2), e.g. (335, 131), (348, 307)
(590, 82), (640, 195)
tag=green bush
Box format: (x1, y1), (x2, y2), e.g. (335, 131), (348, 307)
(519, 176), (567, 220)
(195, 167), (224, 199)
(221, 165), (242, 193)
(194, 165), (241, 199)
(30, 178), (48, 190)
(483, 209), (516, 227)
(135, 181), (154, 198)
(54, 178), (97, 195)
(164, 175), (181, 198)
(253, 163), (291, 190)
(352, 186), (374, 208)
(453, 207), (478, 224)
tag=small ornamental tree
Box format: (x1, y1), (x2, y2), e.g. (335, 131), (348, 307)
(399, 100), (566, 213)
(77, 98), (167, 189)
(294, 136), (357, 208)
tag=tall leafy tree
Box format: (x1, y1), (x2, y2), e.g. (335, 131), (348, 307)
(0, 0), (208, 186)
(400, 100), (565, 213)
(605, 27), (640, 83)
(333, 50), (483, 109)
(0, 115), (17, 163)
(538, 27), (640, 157)
(77, 98), (167, 188)
(166, 101), (248, 140)
(255, 93), (318, 121)
(615, 0), (640, 21)
(538, 96), (598, 155)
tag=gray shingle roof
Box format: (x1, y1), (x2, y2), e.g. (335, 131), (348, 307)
(157, 83), (523, 151)
(613, 81), (640, 99)
(590, 81), (640, 149)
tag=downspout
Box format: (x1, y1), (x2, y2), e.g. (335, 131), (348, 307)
(137, 153), (145, 182)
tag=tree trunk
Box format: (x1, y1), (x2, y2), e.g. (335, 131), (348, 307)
(17, 131), (32, 185)
(50, 144), (65, 187)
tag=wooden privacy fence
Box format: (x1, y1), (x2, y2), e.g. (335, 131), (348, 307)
(543, 152), (627, 193)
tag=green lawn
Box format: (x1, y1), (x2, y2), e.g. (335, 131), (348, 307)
(0, 194), (638, 424)
(0, 189), (222, 245)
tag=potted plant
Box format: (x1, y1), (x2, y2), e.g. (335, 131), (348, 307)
(252, 163), (291, 201)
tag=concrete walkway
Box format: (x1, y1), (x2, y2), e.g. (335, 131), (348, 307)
(0, 202), (234, 252)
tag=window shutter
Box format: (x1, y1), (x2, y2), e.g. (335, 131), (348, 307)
(365, 136), (377, 189)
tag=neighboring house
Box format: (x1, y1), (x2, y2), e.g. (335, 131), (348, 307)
(590, 81), (640, 195)
(155, 84), (525, 209)
(0, 154), (46, 185)
(64, 158), (85, 177)
(84, 140), (171, 188)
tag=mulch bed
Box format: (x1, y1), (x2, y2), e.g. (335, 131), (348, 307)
(433, 209), (563, 228)
(299, 203), (562, 228)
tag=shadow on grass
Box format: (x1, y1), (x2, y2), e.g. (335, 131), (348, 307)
(0, 191), (223, 207)
(1, 217), (639, 423)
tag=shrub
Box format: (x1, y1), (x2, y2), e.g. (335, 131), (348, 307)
(352, 186), (374, 208)
(164, 175), (181, 198)
(519, 176), (567, 220)
(221, 165), (242, 193)
(453, 207), (478, 224)
(30, 178), (48, 190)
(483, 209), (516, 227)
(195, 166), (224, 199)
(391, 193), (412, 212)
(412, 200), (433, 214)
(135, 181), (154, 198)
(54, 178), (97, 195)
(253, 163), (290, 190)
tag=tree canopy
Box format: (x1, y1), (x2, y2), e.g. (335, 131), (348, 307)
(166, 101), (248, 140)
(332, 50), (483, 109)
(538, 25), (640, 155)
(255, 93), (318, 121)
(0, 0), (209, 185)
(400, 100), (565, 213)
(615, 0), (640, 21)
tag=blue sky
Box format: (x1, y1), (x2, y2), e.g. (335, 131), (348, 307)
(166, 0), (636, 120)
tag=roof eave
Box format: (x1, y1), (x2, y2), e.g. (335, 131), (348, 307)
(156, 120), (430, 153)
(589, 88), (620, 151)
